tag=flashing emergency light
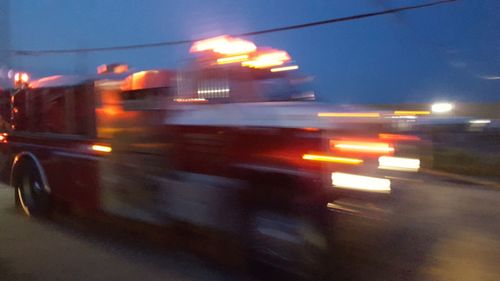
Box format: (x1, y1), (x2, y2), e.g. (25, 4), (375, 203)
(216, 54), (249, 65)
(14, 72), (30, 88)
(190, 36), (257, 55)
(331, 139), (394, 154)
(191, 36), (295, 70)
(241, 50), (290, 69)
(97, 63), (129, 74)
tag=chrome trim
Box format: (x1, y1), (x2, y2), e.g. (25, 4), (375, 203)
(234, 163), (315, 177)
(53, 151), (102, 161)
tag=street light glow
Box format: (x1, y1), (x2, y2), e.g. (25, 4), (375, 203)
(431, 102), (453, 113)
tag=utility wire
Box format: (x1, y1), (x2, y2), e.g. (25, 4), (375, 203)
(10, 0), (457, 56)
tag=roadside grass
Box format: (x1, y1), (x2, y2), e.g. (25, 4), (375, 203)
(432, 147), (500, 179)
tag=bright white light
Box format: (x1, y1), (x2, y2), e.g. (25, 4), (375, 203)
(270, 65), (299, 72)
(331, 172), (391, 193)
(378, 156), (420, 172)
(390, 115), (417, 119)
(173, 98), (207, 103)
(431, 102), (453, 113)
(469, 119), (491, 124)
(332, 141), (394, 154)
(197, 88), (230, 94)
(91, 144), (112, 153)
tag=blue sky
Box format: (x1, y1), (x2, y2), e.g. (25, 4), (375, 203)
(9, 0), (500, 103)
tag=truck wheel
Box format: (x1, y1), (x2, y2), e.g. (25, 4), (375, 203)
(248, 210), (331, 279)
(14, 161), (51, 217)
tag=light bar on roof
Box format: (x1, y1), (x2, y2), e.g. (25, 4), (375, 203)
(241, 50), (290, 69)
(217, 54), (249, 64)
(190, 35), (256, 55)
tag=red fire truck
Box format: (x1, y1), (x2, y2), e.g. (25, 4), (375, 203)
(0, 37), (422, 277)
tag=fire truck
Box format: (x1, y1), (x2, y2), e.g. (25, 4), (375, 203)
(0, 36), (422, 277)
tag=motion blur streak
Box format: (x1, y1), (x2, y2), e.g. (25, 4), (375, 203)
(127, 71), (150, 90)
(331, 172), (391, 193)
(326, 202), (359, 213)
(91, 144), (112, 153)
(378, 133), (421, 141)
(378, 156), (420, 172)
(390, 115), (417, 119)
(241, 50), (290, 68)
(270, 65), (299, 72)
(216, 54), (249, 64)
(393, 110), (430, 115)
(190, 36), (228, 52)
(317, 112), (380, 117)
(332, 140), (394, 154)
(302, 154), (363, 165)
(29, 75), (63, 88)
(302, 127), (320, 132)
(469, 119), (491, 124)
(197, 89), (229, 95)
(213, 40), (256, 55)
(173, 98), (208, 103)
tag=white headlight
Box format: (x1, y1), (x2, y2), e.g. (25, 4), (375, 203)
(331, 172), (391, 193)
(378, 156), (420, 172)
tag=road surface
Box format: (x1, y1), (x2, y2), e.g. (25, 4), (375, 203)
(1, 174), (500, 281)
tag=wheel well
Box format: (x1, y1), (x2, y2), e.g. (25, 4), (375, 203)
(10, 153), (50, 193)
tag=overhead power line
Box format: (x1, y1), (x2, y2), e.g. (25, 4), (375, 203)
(10, 0), (457, 56)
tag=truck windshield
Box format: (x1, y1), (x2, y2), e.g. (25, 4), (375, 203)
(254, 77), (315, 102)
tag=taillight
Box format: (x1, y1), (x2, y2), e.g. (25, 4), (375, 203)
(91, 144), (112, 153)
(378, 156), (420, 172)
(0, 133), (7, 143)
(302, 154), (363, 165)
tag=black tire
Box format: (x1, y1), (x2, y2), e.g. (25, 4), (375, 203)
(248, 209), (331, 280)
(14, 160), (51, 217)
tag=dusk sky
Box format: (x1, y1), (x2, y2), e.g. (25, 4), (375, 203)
(9, 0), (500, 103)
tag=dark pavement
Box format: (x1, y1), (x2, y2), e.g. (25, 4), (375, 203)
(1, 175), (500, 281)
